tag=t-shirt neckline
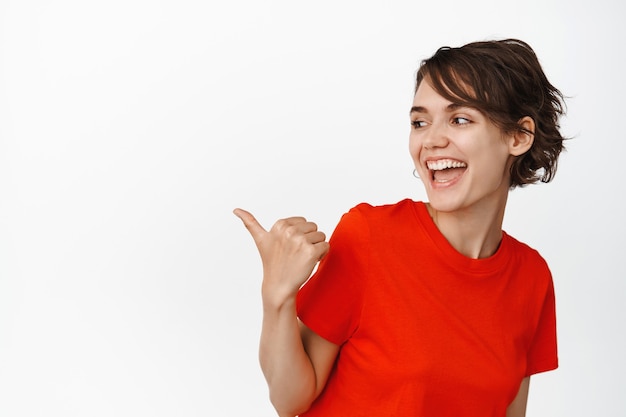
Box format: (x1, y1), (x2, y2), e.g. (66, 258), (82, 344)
(411, 200), (512, 275)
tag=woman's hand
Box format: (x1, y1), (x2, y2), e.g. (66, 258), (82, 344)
(234, 208), (330, 305)
(234, 208), (337, 415)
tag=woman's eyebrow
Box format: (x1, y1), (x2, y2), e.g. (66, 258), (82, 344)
(410, 103), (466, 115)
(410, 105), (427, 115)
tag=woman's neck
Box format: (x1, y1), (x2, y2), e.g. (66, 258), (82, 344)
(426, 197), (508, 259)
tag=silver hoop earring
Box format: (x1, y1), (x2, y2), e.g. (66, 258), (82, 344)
(412, 169), (420, 179)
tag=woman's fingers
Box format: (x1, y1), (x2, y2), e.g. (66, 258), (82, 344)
(305, 230), (327, 244)
(235, 207), (328, 263)
(313, 240), (330, 261)
(271, 217), (321, 237)
(233, 208), (267, 244)
(235, 208), (330, 296)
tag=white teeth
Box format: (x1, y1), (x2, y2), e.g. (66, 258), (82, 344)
(426, 159), (467, 171)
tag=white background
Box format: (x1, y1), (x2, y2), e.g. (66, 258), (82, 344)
(1, 0), (623, 416)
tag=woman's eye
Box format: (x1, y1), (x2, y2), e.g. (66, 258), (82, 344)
(452, 117), (471, 125)
(411, 120), (427, 128)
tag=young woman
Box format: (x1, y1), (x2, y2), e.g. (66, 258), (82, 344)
(234, 39), (565, 417)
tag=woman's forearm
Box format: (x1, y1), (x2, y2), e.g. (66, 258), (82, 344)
(259, 295), (317, 417)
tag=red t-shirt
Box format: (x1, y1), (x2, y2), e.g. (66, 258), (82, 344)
(296, 200), (558, 416)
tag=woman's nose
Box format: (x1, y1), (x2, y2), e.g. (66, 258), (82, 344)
(422, 121), (449, 149)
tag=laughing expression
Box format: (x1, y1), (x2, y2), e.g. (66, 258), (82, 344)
(409, 78), (515, 213)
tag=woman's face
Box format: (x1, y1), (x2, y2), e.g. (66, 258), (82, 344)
(409, 79), (515, 214)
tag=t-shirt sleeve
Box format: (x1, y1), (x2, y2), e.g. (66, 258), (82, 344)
(525, 275), (558, 376)
(296, 206), (369, 346)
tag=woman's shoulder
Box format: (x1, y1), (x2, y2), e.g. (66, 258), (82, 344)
(348, 198), (424, 217)
(334, 199), (427, 238)
(502, 231), (551, 277)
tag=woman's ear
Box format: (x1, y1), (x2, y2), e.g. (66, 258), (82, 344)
(508, 116), (535, 156)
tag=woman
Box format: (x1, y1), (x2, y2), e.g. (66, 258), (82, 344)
(234, 39), (565, 417)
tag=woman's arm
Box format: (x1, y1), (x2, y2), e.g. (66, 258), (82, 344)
(506, 377), (530, 417)
(259, 298), (339, 416)
(234, 209), (339, 416)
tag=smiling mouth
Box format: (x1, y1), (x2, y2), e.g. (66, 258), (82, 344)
(426, 159), (467, 183)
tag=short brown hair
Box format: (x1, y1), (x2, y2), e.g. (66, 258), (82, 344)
(415, 39), (566, 188)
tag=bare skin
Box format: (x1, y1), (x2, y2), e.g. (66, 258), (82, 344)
(507, 377), (531, 417)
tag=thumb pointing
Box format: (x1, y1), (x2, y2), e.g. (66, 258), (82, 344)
(233, 208), (267, 241)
